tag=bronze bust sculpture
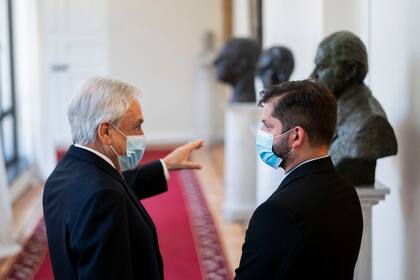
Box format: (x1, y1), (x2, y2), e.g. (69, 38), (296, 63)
(257, 46), (294, 88)
(214, 38), (261, 103)
(311, 31), (398, 186)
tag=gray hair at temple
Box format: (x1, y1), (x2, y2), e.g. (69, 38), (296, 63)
(68, 77), (141, 145)
(320, 31), (368, 82)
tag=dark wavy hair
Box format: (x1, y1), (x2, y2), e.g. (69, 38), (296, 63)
(258, 79), (337, 146)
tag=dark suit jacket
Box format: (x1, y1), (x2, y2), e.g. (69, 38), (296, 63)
(235, 157), (363, 280)
(43, 145), (168, 280)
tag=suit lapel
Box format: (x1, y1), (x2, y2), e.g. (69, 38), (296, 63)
(120, 180), (157, 231)
(66, 145), (157, 231)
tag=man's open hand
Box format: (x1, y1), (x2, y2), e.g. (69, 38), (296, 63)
(162, 140), (204, 170)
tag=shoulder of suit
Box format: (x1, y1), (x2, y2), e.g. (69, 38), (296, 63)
(45, 155), (125, 200)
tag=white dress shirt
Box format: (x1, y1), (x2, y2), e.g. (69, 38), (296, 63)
(74, 144), (170, 180)
(284, 154), (330, 179)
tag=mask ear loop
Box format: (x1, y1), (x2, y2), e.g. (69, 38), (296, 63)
(274, 127), (296, 159)
(273, 127), (295, 139)
(108, 123), (129, 158)
(99, 122), (120, 157)
(282, 147), (294, 159)
(109, 145), (120, 157)
(283, 127), (299, 159)
(110, 123), (128, 138)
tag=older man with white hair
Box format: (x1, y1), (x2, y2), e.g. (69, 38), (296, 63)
(43, 77), (204, 280)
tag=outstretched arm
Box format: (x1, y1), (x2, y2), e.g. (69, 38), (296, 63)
(123, 140), (204, 199)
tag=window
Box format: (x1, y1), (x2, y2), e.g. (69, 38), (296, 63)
(0, 0), (19, 181)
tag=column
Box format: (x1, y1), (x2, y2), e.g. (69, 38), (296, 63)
(354, 182), (390, 280)
(223, 103), (258, 222)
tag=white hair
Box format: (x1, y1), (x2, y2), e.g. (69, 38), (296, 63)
(68, 77), (141, 145)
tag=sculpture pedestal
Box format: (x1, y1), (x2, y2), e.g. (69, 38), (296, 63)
(354, 182), (390, 280)
(223, 103), (258, 222)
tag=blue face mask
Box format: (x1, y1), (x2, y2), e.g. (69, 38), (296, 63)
(109, 125), (146, 171)
(256, 128), (294, 169)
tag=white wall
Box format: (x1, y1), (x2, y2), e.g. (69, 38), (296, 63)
(370, 0), (420, 279)
(263, 0), (324, 80)
(40, 0), (111, 149)
(323, 0), (371, 48)
(108, 0), (223, 144)
(233, 0), (251, 37)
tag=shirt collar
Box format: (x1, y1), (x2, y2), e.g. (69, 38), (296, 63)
(284, 154), (330, 178)
(74, 144), (116, 170)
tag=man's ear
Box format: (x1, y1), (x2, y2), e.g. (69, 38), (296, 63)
(98, 122), (112, 145)
(291, 126), (305, 148)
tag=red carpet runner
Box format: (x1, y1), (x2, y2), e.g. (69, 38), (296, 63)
(6, 150), (232, 280)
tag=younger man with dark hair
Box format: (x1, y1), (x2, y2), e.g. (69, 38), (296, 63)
(234, 79), (363, 280)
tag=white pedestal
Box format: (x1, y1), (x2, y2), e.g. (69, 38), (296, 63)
(223, 103), (258, 222)
(256, 157), (286, 206)
(354, 182), (390, 280)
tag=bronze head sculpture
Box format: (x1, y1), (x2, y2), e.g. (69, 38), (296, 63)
(257, 46), (295, 88)
(311, 31), (398, 186)
(214, 38), (261, 103)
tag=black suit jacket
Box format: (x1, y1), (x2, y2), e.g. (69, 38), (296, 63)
(43, 145), (168, 280)
(235, 157), (363, 280)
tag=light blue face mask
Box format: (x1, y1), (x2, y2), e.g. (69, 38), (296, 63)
(109, 125), (146, 171)
(256, 128), (294, 169)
